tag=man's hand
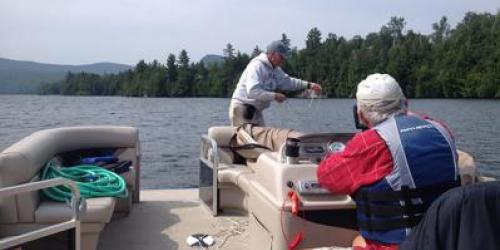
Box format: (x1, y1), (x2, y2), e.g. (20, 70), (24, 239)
(309, 82), (322, 95)
(274, 93), (287, 103)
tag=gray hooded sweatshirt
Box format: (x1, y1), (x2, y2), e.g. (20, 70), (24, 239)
(231, 53), (309, 111)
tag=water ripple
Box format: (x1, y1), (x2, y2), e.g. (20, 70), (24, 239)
(1, 96), (499, 188)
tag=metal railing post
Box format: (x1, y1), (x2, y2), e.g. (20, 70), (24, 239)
(200, 135), (220, 216)
(0, 177), (81, 250)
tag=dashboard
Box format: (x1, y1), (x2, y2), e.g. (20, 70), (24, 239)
(294, 132), (354, 163)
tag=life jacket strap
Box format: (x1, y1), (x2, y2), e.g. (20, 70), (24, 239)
(356, 202), (428, 217)
(355, 179), (461, 231)
(357, 215), (423, 231)
(355, 179), (461, 202)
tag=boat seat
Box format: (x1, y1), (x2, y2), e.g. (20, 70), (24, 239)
(216, 163), (254, 213)
(209, 126), (257, 191)
(36, 197), (115, 224)
(208, 126), (236, 164)
(0, 126), (140, 250)
(207, 127), (258, 213)
(208, 126), (236, 147)
(208, 126), (298, 214)
(218, 163), (253, 194)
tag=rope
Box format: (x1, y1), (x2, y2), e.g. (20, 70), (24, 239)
(41, 161), (128, 202)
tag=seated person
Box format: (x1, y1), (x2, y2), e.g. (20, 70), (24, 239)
(400, 181), (500, 250)
(317, 73), (461, 249)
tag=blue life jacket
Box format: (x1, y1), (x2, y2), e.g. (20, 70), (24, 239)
(354, 114), (460, 244)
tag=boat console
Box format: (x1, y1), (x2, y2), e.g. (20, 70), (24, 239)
(199, 127), (359, 249)
(200, 126), (483, 249)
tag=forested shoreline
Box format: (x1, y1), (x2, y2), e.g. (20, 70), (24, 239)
(40, 11), (500, 98)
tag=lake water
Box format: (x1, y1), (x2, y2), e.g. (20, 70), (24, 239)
(1, 95), (499, 188)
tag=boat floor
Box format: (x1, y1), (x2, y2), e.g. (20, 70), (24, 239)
(98, 189), (248, 250)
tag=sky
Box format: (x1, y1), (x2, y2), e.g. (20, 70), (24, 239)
(0, 0), (498, 66)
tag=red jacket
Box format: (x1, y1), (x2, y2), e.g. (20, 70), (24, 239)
(317, 113), (454, 195)
(317, 129), (396, 250)
(317, 129), (393, 195)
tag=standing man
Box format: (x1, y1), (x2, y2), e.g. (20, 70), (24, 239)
(317, 74), (460, 249)
(229, 40), (321, 126)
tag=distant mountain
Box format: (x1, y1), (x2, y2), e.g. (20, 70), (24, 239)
(0, 57), (133, 94)
(200, 54), (225, 67)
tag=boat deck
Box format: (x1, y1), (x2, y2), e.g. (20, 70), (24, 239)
(98, 189), (248, 250)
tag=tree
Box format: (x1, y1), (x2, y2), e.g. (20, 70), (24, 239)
(305, 27), (322, 50)
(166, 54), (177, 82)
(388, 17), (406, 38)
(223, 43), (235, 59)
(39, 11), (499, 99)
(174, 50), (192, 96)
(431, 16), (450, 44)
(192, 62), (208, 96)
(251, 45), (262, 58)
(281, 33), (291, 48)
(165, 54), (178, 96)
(135, 60), (147, 74)
(177, 50), (190, 68)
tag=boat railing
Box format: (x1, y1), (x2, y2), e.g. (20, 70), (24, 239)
(0, 177), (81, 250)
(200, 135), (219, 216)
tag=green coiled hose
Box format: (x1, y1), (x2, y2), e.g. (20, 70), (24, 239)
(41, 161), (128, 202)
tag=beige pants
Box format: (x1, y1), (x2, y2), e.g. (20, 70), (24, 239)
(229, 102), (265, 126)
(232, 124), (303, 159)
(242, 126), (303, 152)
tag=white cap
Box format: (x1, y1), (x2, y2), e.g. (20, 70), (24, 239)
(356, 73), (405, 110)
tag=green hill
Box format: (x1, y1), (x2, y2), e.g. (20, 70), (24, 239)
(0, 58), (133, 94)
(200, 54), (224, 67)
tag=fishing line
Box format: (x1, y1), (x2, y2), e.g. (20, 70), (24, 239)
(276, 100), (291, 128)
(275, 89), (324, 131)
(307, 89), (318, 108)
(305, 89), (325, 132)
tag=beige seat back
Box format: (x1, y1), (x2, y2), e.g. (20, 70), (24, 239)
(208, 126), (236, 164)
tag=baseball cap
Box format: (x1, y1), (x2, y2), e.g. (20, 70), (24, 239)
(266, 40), (291, 59)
